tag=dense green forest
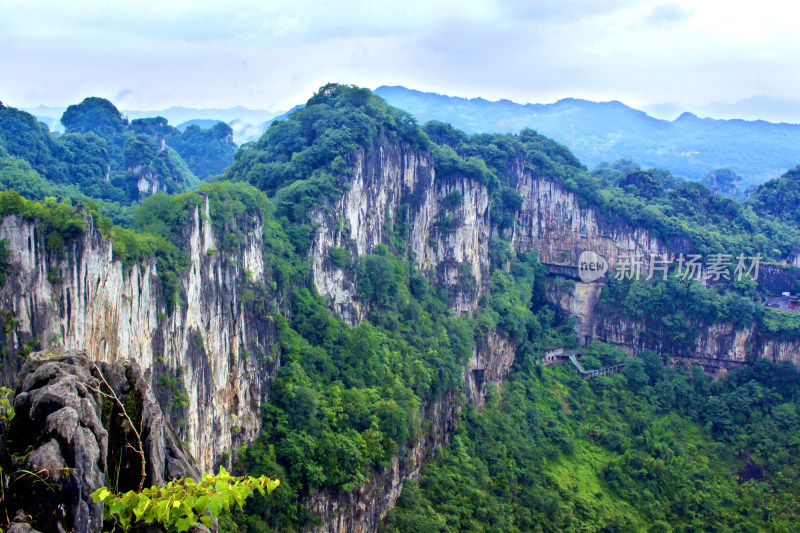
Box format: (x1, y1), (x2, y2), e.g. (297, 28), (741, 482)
(382, 349), (800, 532)
(0, 97), (236, 220)
(2, 84), (800, 532)
(748, 165), (800, 226)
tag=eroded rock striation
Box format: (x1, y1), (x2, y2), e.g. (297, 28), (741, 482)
(0, 198), (277, 472)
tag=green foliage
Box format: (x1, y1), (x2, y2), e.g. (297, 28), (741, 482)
(222, 231), (569, 532)
(91, 467), (279, 532)
(329, 246), (347, 268)
(7, 86), (800, 533)
(133, 192), (202, 240)
(600, 274), (800, 345)
(168, 123), (237, 180)
(383, 354), (800, 532)
(123, 136), (198, 195)
(0, 102), (70, 183)
(441, 189), (462, 209)
(0, 386), (14, 423)
(0, 98), (235, 208)
(429, 144), (496, 187)
(702, 167), (742, 196)
(157, 368), (189, 421)
(760, 308), (800, 342)
(0, 191), (92, 251)
(419, 115), (800, 259)
(0, 152), (133, 224)
(62, 97), (128, 138)
(0, 239), (10, 288)
(748, 165), (800, 225)
(430, 121), (800, 258)
(225, 84), (429, 207)
(581, 162), (800, 258)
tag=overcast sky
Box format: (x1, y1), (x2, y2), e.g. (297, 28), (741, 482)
(1, 0), (798, 117)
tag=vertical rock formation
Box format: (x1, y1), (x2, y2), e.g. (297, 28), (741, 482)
(304, 140), (508, 531)
(503, 163), (800, 366)
(3, 135), (800, 532)
(589, 313), (800, 367)
(0, 198), (277, 471)
(310, 141), (491, 322)
(512, 168), (671, 268)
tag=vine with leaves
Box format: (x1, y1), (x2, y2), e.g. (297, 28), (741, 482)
(91, 466), (279, 532)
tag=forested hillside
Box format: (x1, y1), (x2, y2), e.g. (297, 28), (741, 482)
(0, 97), (236, 220)
(1, 84), (800, 532)
(382, 351), (800, 532)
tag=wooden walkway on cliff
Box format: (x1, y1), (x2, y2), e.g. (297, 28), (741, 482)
(540, 348), (627, 378)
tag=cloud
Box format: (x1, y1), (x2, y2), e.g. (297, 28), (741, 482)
(497, 0), (641, 23)
(644, 3), (693, 29)
(0, 0), (799, 117)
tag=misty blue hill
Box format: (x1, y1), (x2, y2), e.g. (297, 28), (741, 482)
(21, 104), (284, 145)
(231, 104), (307, 145)
(176, 119), (225, 132)
(374, 85), (800, 185)
(121, 105), (279, 127)
(642, 96), (800, 123)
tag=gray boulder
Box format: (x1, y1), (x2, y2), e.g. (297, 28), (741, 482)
(4, 350), (201, 533)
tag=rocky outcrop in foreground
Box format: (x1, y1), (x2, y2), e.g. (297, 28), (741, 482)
(2, 350), (201, 533)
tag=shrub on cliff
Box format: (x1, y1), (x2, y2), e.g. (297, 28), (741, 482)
(92, 467), (279, 532)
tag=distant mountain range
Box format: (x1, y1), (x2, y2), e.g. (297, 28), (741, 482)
(20, 88), (800, 186)
(373, 86), (800, 186)
(21, 104), (284, 145)
(641, 96), (800, 123)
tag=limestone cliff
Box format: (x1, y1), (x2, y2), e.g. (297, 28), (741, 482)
(3, 133), (799, 533)
(302, 139), (513, 531)
(0, 198), (277, 471)
(301, 143), (800, 529)
(310, 141), (491, 322)
(546, 280), (604, 344)
(590, 313), (800, 369)
(502, 162), (800, 367)
(135, 168), (168, 198)
(512, 166), (674, 268)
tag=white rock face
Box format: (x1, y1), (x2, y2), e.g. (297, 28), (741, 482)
(547, 281), (604, 343)
(591, 314), (800, 365)
(0, 198), (277, 471)
(137, 171), (166, 197)
(465, 332), (516, 408)
(4, 139), (799, 533)
(307, 143), (800, 370)
(514, 170), (669, 268)
(507, 166), (800, 364)
(310, 142), (491, 320)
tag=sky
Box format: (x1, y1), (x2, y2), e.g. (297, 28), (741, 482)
(1, 0), (799, 119)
